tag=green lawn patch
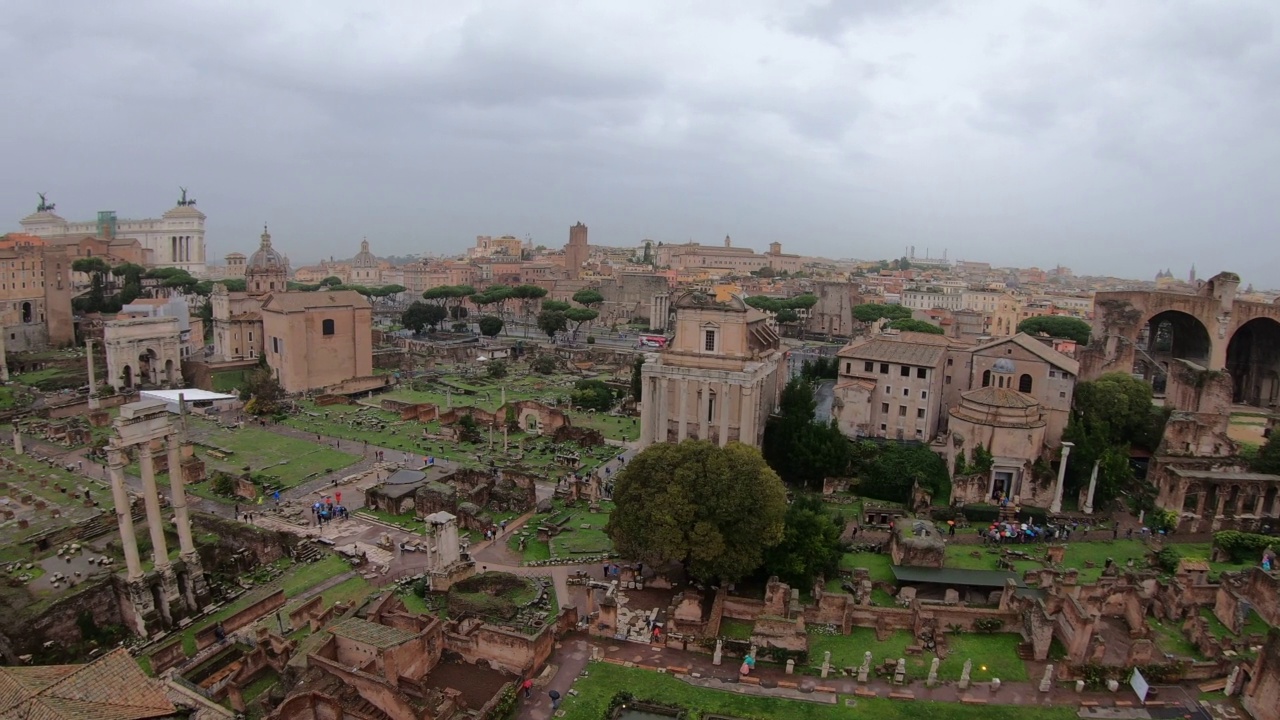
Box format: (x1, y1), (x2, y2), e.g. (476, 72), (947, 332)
(186, 420), (360, 491)
(807, 629), (1028, 681)
(210, 370), (245, 393)
(720, 618), (754, 640)
(556, 660), (1074, 720)
(940, 633), (1029, 681)
(839, 552), (895, 583)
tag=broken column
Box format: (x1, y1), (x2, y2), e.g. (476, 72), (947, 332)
(107, 447), (144, 582)
(959, 658), (972, 690)
(166, 434), (196, 562)
(1082, 459), (1100, 514)
(821, 650), (831, 678)
(712, 639), (723, 666)
(138, 444), (171, 571)
(12, 429), (22, 456)
(927, 657), (940, 687)
(893, 658), (906, 685)
(1039, 664), (1054, 692)
(1050, 442), (1073, 513)
(86, 340), (100, 410)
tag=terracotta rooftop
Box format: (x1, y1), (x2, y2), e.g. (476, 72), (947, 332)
(0, 648), (176, 720)
(261, 290), (371, 312)
(973, 333), (1080, 375)
(329, 617), (419, 649)
(836, 336), (948, 366)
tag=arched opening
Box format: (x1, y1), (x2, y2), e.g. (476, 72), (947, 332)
(981, 370), (991, 387)
(1139, 311), (1212, 394)
(138, 349), (158, 386)
(1226, 318), (1280, 408)
(1018, 374), (1033, 393)
(164, 359), (175, 386)
(21, 302), (32, 323)
(122, 364), (133, 388)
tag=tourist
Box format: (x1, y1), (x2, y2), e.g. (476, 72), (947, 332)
(548, 690), (561, 709)
(522, 678), (533, 698)
(651, 625), (662, 644)
(603, 562), (609, 579)
(744, 654), (755, 671)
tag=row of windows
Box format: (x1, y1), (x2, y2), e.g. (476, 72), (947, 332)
(859, 360), (929, 379)
(883, 386), (928, 400)
(880, 402), (926, 419)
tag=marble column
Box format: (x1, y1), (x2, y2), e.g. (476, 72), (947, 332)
(108, 448), (144, 581)
(698, 381), (710, 440)
(1254, 488), (1266, 517)
(657, 377), (669, 443)
(139, 445), (171, 571)
(678, 378), (689, 442)
(86, 340), (100, 410)
(1050, 442), (1073, 513)
(739, 385), (755, 446)
(718, 380), (732, 447)
(1082, 460), (1100, 514)
(166, 434), (196, 561)
(640, 376), (655, 447)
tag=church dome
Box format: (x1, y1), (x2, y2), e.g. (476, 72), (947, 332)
(352, 238), (376, 268)
(247, 225), (286, 271)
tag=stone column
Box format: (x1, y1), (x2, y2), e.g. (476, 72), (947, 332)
(1082, 459), (1100, 514)
(1050, 442), (1073, 513)
(1254, 488), (1266, 517)
(12, 429), (21, 456)
(657, 376), (669, 443)
(139, 445), (171, 571)
(698, 382), (710, 440)
(166, 434), (196, 561)
(86, 340), (101, 410)
(738, 385), (755, 446)
(108, 448), (144, 581)
(0, 331), (7, 382)
(1234, 486), (1248, 516)
(718, 381), (732, 447)
(639, 376), (655, 447)
(677, 378), (689, 442)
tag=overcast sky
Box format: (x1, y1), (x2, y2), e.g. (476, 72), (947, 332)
(3, 1), (1279, 285)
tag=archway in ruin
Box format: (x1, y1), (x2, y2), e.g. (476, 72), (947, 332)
(1140, 310), (1212, 376)
(138, 349), (158, 386)
(1226, 318), (1280, 408)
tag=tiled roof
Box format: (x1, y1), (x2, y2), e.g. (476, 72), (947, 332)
(0, 649), (176, 720)
(329, 617), (418, 649)
(261, 290), (372, 312)
(973, 333), (1079, 375)
(836, 335), (948, 366)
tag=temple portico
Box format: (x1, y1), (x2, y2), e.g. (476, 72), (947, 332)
(108, 399), (208, 636)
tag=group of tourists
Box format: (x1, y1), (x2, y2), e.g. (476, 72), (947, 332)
(312, 493), (347, 524)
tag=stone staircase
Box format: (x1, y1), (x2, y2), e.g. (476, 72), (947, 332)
(292, 540), (326, 564)
(1017, 642), (1036, 660)
(998, 505), (1019, 523)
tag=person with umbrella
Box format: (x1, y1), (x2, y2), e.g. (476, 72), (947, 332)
(548, 689), (561, 709)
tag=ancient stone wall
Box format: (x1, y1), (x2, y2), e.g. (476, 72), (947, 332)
(12, 576), (126, 654)
(1245, 631), (1280, 720)
(443, 622), (554, 676)
(194, 590), (285, 652)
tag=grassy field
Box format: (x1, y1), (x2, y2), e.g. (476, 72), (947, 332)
(555, 661), (1072, 720)
(807, 628), (1028, 681)
(185, 419), (361, 490)
(720, 618), (754, 640)
(839, 552), (895, 583)
(508, 500), (615, 563)
(942, 539), (1256, 582)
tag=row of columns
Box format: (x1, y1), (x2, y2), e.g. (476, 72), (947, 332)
(642, 374), (758, 447)
(107, 433), (197, 582)
(171, 235), (196, 263)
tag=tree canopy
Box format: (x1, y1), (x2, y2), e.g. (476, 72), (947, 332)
(761, 494), (844, 588)
(887, 318), (944, 334)
(477, 315), (504, 337)
(855, 440), (950, 503)
(402, 301), (446, 333)
(537, 309), (567, 338)
(572, 289), (604, 307)
(1062, 372), (1166, 507)
(570, 379), (615, 411)
(605, 441), (787, 584)
(541, 299), (570, 313)
(1017, 315), (1092, 345)
(744, 294), (817, 314)
(852, 303), (912, 322)
(762, 378), (851, 490)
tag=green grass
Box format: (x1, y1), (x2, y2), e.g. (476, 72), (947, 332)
(186, 419), (361, 490)
(839, 552), (895, 583)
(356, 508), (426, 534)
(807, 629), (1028, 681)
(556, 661), (1073, 720)
(10, 367), (70, 386)
(720, 618), (754, 640)
(210, 370), (245, 393)
(241, 669), (279, 703)
(1150, 618), (1202, 659)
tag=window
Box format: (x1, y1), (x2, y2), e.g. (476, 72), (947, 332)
(881, 402), (890, 413)
(248, 331), (253, 342)
(900, 365), (910, 377)
(707, 392), (716, 422)
(322, 319), (336, 335)
(982, 370), (991, 387)
(902, 388), (909, 397)
(947, 358), (953, 366)
(898, 406), (906, 417)
(1018, 374), (1033, 393)
(879, 363), (889, 374)
(945, 375), (952, 384)
(917, 368), (927, 379)
(704, 329), (716, 351)
(921, 391), (928, 399)
(1059, 391), (1066, 398)
(880, 424), (887, 432)
(845, 362), (851, 374)
(864, 361), (874, 372)
(917, 408), (925, 419)
(1048, 370), (1057, 378)
(885, 386), (892, 395)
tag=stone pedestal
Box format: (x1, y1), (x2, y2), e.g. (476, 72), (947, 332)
(820, 651), (831, 679)
(958, 659), (972, 690)
(1039, 664), (1054, 692)
(927, 657), (940, 687)
(893, 658), (906, 685)
(857, 651), (871, 683)
(785, 659), (794, 675)
(713, 639), (723, 666)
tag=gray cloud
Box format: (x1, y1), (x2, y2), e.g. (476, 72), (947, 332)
(2, 1), (1279, 286)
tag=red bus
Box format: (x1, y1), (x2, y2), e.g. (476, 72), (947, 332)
(639, 334), (668, 349)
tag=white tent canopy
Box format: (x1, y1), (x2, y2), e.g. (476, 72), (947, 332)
(139, 389), (237, 413)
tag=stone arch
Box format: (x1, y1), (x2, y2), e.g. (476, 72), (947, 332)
(122, 364), (134, 388)
(1018, 373), (1033, 393)
(20, 301), (31, 323)
(1226, 317), (1280, 407)
(164, 358), (175, 386)
(1142, 310), (1212, 368)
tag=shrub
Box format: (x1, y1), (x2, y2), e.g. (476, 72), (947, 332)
(1214, 530), (1276, 563)
(973, 617), (1003, 633)
(586, 335), (596, 344)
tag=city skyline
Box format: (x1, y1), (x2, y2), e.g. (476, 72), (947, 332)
(4, 1), (1278, 282)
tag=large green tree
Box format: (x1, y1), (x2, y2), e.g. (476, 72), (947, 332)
(402, 301), (446, 333)
(605, 441), (788, 584)
(537, 309), (567, 339)
(852, 303), (912, 323)
(887, 318), (943, 334)
(1062, 371), (1166, 507)
(858, 442), (950, 503)
(762, 378), (850, 489)
(1018, 315), (1092, 345)
(762, 494), (844, 588)
(572, 288), (604, 307)
(477, 315), (504, 337)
